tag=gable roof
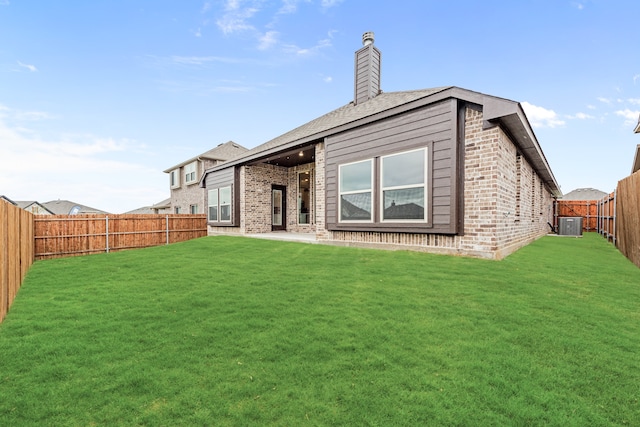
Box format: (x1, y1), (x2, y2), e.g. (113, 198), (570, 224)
(163, 140), (248, 173)
(15, 201), (55, 214)
(560, 188), (608, 200)
(42, 200), (109, 215)
(202, 86), (561, 196)
(0, 195), (17, 205)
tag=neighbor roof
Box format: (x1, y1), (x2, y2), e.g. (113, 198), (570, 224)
(560, 188), (608, 200)
(202, 86), (561, 196)
(163, 140), (248, 173)
(15, 201), (55, 214)
(42, 200), (108, 215)
(634, 114), (640, 134)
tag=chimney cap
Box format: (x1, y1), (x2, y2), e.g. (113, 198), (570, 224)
(362, 31), (374, 46)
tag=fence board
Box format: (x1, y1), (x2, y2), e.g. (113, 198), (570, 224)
(616, 171), (640, 268)
(555, 200), (598, 231)
(34, 214), (207, 260)
(0, 199), (34, 323)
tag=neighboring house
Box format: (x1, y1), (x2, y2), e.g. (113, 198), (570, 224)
(42, 200), (108, 215)
(200, 32), (561, 259)
(126, 198), (172, 214)
(163, 141), (248, 214)
(0, 195), (17, 206)
(560, 188), (608, 201)
(15, 201), (54, 215)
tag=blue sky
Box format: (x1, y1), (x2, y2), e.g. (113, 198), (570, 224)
(1, 0), (638, 213)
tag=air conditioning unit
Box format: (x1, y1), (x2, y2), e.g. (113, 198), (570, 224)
(558, 217), (583, 236)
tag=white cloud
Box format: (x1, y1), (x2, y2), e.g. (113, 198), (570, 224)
(628, 98), (640, 105)
(614, 109), (640, 126)
(321, 0), (343, 8)
(0, 107), (164, 213)
(278, 0), (301, 14)
(634, 74), (640, 85)
(587, 104), (596, 110)
(323, 76), (332, 83)
(283, 36), (332, 56)
(17, 61), (37, 72)
(0, 0), (9, 5)
(597, 97), (612, 105)
(216, 0), (260, 34)
(201, 2), (211, 13)
(258, 31), (279, 51)
(567, 112), (595, 120)
(521, 102), (566, 128)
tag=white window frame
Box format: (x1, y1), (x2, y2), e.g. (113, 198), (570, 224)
(208, 189), (218, 222)
(170, 169), (180, 189)
(184, 161), (198, 185)
(189, 204), (198, 214)
(338, 158), (374, 223)
(380, 148), (428, 223)
(208, 186), (232, 223)
(219, 186), (232, 223)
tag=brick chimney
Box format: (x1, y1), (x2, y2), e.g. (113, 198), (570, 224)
(354, 31), (381, 105)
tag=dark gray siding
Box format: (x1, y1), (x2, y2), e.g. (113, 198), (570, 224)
(325, 98), (459, 234)
(205, 166), (234, 189)
(354, 45), (381, 105)
(204, 166), (239, 226)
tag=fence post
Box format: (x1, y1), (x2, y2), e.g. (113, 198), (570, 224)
(166, 215), (169, 245)
(106, 215), (110, 253)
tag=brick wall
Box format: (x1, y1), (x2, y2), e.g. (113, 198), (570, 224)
(169, 159), (217, 214)
(316, 107), (555, 259)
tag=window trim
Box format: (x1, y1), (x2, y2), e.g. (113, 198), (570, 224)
(380, 148), (428, 223)
(331, 142), (434, 232)
(189, 204), (198, 214)
(219, 186), (232, 223)
(208, 189), (218, 222)
(297, 170), (313, 225)
(170, 169), (180, 189)
(208, 185), (233, 224)
(338, 158), (374, 223)
(184, 161), (198, 185)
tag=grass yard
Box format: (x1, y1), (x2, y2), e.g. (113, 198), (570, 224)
(1, 233), (639, 426)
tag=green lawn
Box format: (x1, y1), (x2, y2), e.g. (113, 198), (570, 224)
(1, 233), (639, 426)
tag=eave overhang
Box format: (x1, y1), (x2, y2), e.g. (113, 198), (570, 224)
(632, 144), (640, 174)
(480, 94), (562, 197)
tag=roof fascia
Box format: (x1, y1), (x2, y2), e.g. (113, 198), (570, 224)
(632, 144), (640, 174)
(202, 87), (456, 178)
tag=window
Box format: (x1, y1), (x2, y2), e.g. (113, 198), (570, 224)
(190, 204), (198, 214)
(335, 146), (430, 227)
(220, 186), (231, 222)
(381, 148), (427, 222)
(174, 206), (181, 214)
(339, 159), (373, 221)
(184, 162), (197, 185)
(208, 186), (232, 223)
(208, 189), (218, 221)
(170, 170), (180, 189)
(298, 171), (312, 224)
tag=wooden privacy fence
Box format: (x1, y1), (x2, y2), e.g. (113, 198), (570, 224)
(615, 171), (640, 268)
(555, 199), (598, 231)
(1, 199), (34, 323)
(34, 214), (208, 260)
(597, 192), (616, 244)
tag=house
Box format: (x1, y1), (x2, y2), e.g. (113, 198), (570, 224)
(125, 198), (172, 214)
(163, 141), (248, 214)
(560, 188), (608, 201)
(42, 200), (108, 215)
(14, 201), (54, 215)
(0, 195), (17, 206)
(200, 32), (561, 259)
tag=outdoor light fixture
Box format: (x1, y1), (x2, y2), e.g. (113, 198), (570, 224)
(299, 151), (304, 157)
